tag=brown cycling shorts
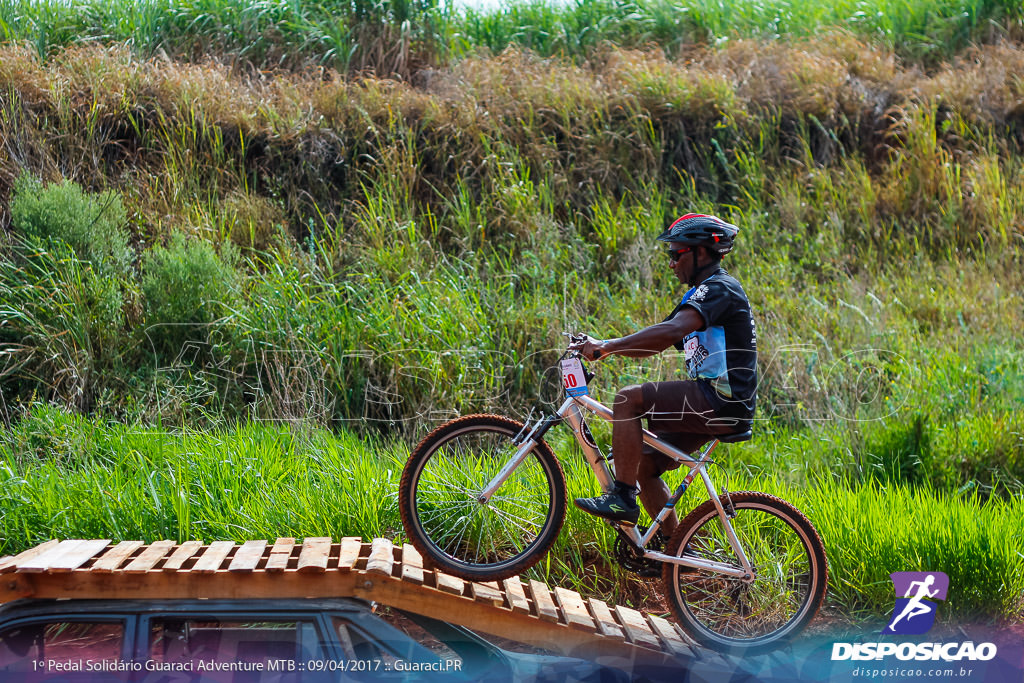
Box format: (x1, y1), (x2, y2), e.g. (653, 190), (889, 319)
(637, 380), (747, 476)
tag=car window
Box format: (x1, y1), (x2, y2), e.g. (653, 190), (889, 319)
(0, 620), (124, 677)
(149, 618), (323, 681)
(333, 616), (467, 681)
(352, 611), (461, 663)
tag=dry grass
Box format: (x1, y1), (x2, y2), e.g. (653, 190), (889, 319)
(2, 38), (1024, 249)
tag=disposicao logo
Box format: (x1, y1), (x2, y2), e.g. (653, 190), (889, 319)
(831, 571), (998, 663)
(883, 571), (949, 635)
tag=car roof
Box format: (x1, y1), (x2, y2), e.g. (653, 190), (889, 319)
(0, 597), (376, 621)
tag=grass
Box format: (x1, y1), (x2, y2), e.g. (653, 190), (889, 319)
(0, 0), (1021, 75)
(1, 408), (1020, 621)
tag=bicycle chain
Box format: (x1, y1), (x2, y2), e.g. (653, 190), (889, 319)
(613, 525), (667, 578)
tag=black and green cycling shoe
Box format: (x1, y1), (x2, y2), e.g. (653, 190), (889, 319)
(573, 486), (640, 524)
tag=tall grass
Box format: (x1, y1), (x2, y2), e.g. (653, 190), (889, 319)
(0, 0), (1021, 74)
(1, 42), (1023, 448)
(0, 0), (456, 75)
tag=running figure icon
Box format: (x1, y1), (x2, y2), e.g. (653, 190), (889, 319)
(887, 575), (939, 631)
(883, 571), (949, 635)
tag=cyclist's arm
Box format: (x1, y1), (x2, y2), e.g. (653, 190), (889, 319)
(592, 308), (705, 359)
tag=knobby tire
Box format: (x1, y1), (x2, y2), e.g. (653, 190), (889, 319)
(662, 491), (828, 654)
(399, 414), (567, 582)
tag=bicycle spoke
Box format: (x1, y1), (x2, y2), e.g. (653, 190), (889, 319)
(672, 501), (816, 645)
(440, 512), (474, 556)
(405, 421), (563, 572)
(486, 507), (542, 540)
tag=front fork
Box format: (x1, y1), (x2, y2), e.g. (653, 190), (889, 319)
(478, 398), (607, 504)
(476, 407), (568, 504)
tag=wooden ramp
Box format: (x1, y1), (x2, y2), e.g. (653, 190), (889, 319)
(0, 538), (708, 667)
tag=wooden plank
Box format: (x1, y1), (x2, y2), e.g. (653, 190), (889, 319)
(124, 540), (176, 573)
(527, 579), (560, 623)
(297, 537), (331, 573)
(647, 614), (692, 656)
(587, 598), (625, 639)
(366, 538), (394, 576)
(19, 540), (110, 573)
(162, 541), (203, 571)
(0, 574), (33, 603)
(0, 540), (60, 573)
(52, 540), (111, 572)
(228, 540), (267, 572)
(190, 541), (235, 574)
(554, 587), (597, 632)
(502, 577), (531, 615)
(470, 581), (504, 607)
(337, 537), (362, 570)
(400, 544), (424, 585)
(92, 541), (145, 572)
(672, 621), (699, 647)
(434, 570), (464, 596)
(613, 604), (661, 650)
(265, 538), (295, 572)
(352, 574), (676, 666)
(13, 540), (77, 573)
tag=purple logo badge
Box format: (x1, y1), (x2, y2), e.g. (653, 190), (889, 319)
(883, 572), (949, 635)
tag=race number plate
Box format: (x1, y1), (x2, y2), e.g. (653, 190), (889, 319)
(560, 358), (589, 397)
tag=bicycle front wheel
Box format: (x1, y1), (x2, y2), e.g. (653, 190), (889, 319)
(399, 414), (567, 581)
(663, 491), (828, 654)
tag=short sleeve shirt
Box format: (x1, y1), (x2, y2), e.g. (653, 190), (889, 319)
(664, 269), (757, 420)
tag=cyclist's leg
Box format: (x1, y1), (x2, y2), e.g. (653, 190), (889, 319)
(572, 385), (645, 523)
(637, 455), (679, 535)
(609, 384), (646, 490)
(638, 432), (710, 537)
(637, 380), (736, 534)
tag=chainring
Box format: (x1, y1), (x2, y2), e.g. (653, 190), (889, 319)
(613, 525), (667, 578)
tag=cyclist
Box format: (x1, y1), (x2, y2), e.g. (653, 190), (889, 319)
(571, 213), (757, 536)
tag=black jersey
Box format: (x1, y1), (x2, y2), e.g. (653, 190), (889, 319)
(664, 269), (757, 420)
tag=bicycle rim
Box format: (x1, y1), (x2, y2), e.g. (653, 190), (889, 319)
(409, 422), (561, 574)
(667, 496), (823, 650)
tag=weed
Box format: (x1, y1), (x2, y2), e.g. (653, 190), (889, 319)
(140, 233), (241, 362)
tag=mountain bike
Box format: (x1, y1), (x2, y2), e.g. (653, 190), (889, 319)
(398, 338), (828, 652)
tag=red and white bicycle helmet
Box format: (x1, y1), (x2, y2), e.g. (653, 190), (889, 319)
(656, 213), (739, 256)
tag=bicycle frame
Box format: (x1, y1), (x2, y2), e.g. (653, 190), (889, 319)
(478, 395), (755, 582)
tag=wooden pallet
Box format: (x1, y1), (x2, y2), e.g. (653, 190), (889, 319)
(0, 538), (710, 666)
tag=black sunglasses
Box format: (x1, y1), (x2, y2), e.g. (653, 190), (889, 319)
(667, 246), (693, 263)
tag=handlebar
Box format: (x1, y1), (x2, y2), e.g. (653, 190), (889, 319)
(565, 332), (603, 361)
(562, 333), (597, 385)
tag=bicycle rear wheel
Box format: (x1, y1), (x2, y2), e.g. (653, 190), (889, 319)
(399, 414), (566, 581)
(662, 491), (828, 653)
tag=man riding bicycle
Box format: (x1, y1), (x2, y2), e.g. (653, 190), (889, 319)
(572, 213), (757, 537)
